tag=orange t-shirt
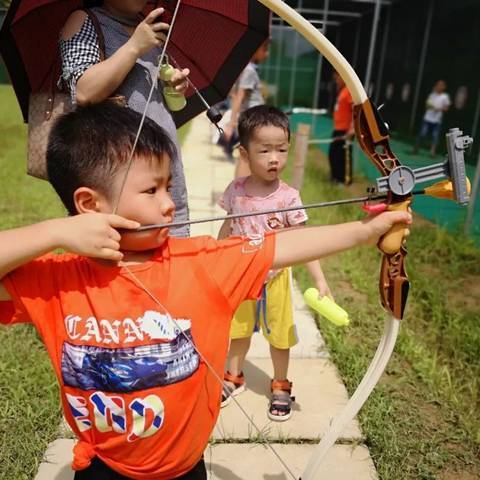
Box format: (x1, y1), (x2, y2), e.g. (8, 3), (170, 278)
(333, 86), (353, 131)
(0, 234), (274, 479)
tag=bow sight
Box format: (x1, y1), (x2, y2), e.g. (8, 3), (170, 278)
(375, 128), (472, 204)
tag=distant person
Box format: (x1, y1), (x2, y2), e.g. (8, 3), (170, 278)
(413, 80), (451, 158)
(219, 40), (269, 174)
(329, 72), (354, 185)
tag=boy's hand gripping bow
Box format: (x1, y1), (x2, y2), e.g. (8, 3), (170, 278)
(355, 104), (471, 320)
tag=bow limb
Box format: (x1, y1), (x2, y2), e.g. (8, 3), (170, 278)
(258, 0), (367, 105)
(257, 1), (408, 478)
(302, 315), (400, 479)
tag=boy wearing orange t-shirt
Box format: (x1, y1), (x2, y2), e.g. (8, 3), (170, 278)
(0, 102), (410, 480)
(329, 71), (355, 185)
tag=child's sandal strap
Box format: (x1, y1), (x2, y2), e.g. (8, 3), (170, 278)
(271, 379), (292, 394)
(224, 371), (245, 387)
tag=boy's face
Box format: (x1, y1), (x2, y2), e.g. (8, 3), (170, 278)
(242, 125), (289, 182)
(104, 154), (175, 251)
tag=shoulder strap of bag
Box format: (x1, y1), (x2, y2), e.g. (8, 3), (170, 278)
(83, 9), (106, 61)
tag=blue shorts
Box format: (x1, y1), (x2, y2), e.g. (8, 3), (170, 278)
(419, 120), (441, 146)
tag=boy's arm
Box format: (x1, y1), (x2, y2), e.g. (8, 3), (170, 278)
(0, 220), (66, 301)
(272, 211), (411, 269)
(305, 261), (332, 299)
(217, 219), (232, 240)
(291, 220), (332, 298)
(0, 214), (140, 301)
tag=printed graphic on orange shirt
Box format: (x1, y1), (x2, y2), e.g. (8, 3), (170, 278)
(66, 391), (165, 442)
(61, 310), (199, 392)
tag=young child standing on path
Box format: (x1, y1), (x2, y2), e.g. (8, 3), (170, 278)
(0, 102), (410, 479)
(218, 105), (332, 421)
(60, 1), (191, 237)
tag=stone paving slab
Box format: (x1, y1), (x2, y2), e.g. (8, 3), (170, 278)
(183, 115), (235, 238)
(206, 443), (378, 480)
(214, 358), (362, 441)
(34, 439), (74, 480)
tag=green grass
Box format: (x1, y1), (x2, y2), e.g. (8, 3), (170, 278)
(286, 146), (480, 479)
(0, 84), (191, 479)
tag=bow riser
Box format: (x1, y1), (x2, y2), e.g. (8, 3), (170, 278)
(380, 250), (409, 319)
(353, 101), (411, 319)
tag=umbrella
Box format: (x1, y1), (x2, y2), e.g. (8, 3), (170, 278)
(0, 0), (270, 127)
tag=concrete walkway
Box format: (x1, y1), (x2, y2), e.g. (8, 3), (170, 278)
(34, 115), (377, 480)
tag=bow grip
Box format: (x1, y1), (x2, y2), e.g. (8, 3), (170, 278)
(377, 200), (411, 254)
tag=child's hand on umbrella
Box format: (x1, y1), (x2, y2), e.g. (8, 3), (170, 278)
(170, 68), (190, 94)
(129, 8), (170, 57)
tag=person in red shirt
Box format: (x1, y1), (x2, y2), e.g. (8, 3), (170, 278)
(329, 71), (355, 185)
(0, 102), (411, 480)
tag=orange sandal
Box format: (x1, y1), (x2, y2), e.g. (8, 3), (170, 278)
(221, 371), (246, 407)
(268, 379), (295, 422)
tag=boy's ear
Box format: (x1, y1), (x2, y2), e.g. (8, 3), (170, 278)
(74, 187), (105, 214)
(239, 145), (249, 160)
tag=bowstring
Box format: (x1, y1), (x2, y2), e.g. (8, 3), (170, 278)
(111, 1), (298, 478)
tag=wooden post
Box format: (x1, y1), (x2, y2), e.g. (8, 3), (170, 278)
(291, 123), (311, 190)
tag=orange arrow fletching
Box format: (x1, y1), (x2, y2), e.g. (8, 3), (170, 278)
(424, 178), (471, 201)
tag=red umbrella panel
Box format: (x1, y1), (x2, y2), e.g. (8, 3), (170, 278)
(0, 0), (270, 126)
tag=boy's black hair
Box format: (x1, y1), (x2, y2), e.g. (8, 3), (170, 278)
(47, 102), (176, 215)
(238, 105), (290, 148)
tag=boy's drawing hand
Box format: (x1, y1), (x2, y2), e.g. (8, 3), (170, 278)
(363, 210), (412, 246)
(130, 8), (170, 57)
(170, 68), (190, 94)
(60, 214), (140, 261)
